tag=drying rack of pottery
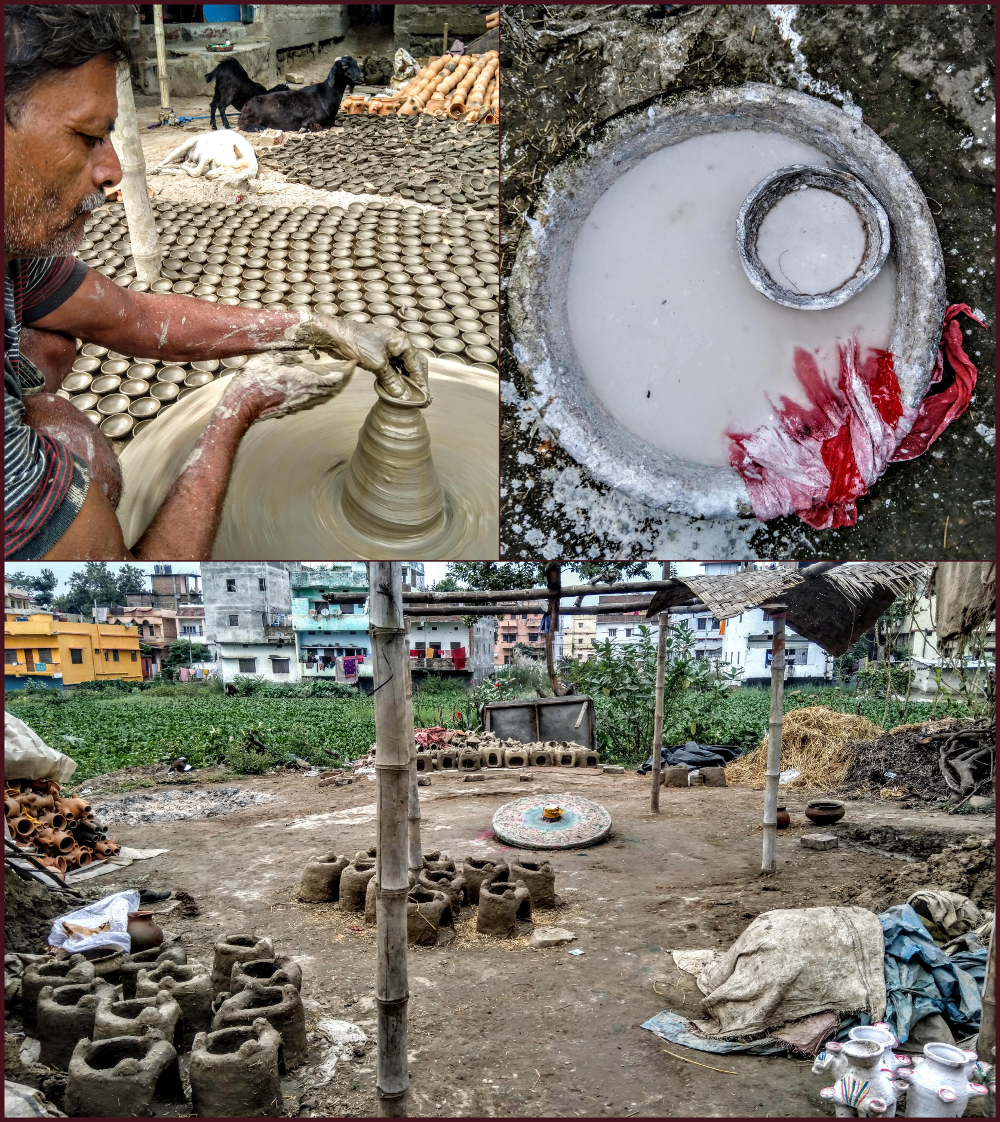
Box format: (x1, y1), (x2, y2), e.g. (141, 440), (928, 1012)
(62, 198), (499, 446)
(265, 112), (498, 206)
(352, 730), (600, 773)
(811, 1026), (992, 1118)
(7, 929), (315, 1117)
(299, 848), (559, 943)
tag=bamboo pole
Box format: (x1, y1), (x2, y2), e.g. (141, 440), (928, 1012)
(403, 646), (422, 875)
(650, 611), (669, 813)
(977, 919), (995, 1062)
(761, 609), (787, 875)
(369, 563), (410, 1117)
(152, 5), (170, 114)
(111, 62), (162, 284)
(543, 562), (565, 697)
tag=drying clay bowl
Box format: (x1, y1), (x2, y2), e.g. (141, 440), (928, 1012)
(737, 165), (891, 309)
(508, 83), (947, 519)
(804, 800), (846, 826)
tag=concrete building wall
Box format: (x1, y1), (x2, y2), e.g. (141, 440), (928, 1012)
(203, 562), (292, 646)
(216, 643), (297, 684)
(495, 610), (546, 665)
(393, 5), (496, 53)
(471, 617), (498, 682)
(563, 615), (597, 661)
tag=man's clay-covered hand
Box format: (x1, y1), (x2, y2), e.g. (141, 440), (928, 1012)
(222, 352), (357, 422)
(277, 310), (431, 406)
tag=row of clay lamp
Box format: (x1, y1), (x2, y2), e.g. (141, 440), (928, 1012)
(349, 51), (500, 122)
(5, 778), (120, 875)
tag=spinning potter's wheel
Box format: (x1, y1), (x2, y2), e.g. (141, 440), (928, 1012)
(492, 795), (612, 850)
(116, 356), (498, 559)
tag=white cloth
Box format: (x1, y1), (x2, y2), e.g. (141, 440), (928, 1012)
(47, 890), (139, 954)
(692, 906), (886, 1039)
(4, 712), (77, 784)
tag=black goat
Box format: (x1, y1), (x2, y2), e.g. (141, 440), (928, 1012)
(205, 57), (289, 130)
(238, 56), (364, 133)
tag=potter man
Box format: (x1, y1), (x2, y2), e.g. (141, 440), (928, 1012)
(5, 5), (428, 560)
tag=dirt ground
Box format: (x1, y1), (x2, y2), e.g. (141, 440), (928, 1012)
(499, 4), (995, 561)
(16, 765), (992, 1118)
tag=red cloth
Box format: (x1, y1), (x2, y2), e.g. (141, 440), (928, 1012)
(728, 305), (984, 528)
(451, 647), (467, 671)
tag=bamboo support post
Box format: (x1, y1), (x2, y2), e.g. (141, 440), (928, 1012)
(650, 611), (669, 813)
(152, 5), (170, 113)
(978, 919), (995, 1062)
(544, 562), (565, 697)
(369, 562), (410, 1117)
(111, 62), (162, 284)
(761, 609), (787, 875)
(404, 649), (422, 874)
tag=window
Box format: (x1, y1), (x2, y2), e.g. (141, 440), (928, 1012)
(607, 628), (617, 638)
(37, 648), (53, 664)
(259, 578), (267, 591)
(130, 651), (137, 662)
(712, 619), (720, 630)
(695, 650), (704, 659)
(228, 614), (239, 626)
(430, 643), (442, 653)
(238, 657), (257, 673)
(450, 642), (461, 650)
(181, 625), (202, 636)
(502, 633), (516, 643)
(528, 633), (539, 643)
(5, 650), (17, 665)
(271, 657), (290, 674)
(104, 650), (110, 661)
(226, 579), (236, 592)
(112, 649), (119, 662)
(577, 620), (585, 628)
(697, 618), (707, 630)
(625, 628), (632, 638)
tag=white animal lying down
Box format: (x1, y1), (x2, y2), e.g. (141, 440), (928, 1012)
(153, 130), (258, 187)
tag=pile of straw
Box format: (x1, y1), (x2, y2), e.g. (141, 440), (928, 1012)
(726, 706), (882, 790)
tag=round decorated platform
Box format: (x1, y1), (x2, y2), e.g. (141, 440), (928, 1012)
(492, 794), (612, 850)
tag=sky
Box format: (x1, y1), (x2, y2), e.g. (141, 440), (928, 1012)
(6, 560), (697, 597)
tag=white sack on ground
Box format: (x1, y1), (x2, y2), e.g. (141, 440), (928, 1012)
(5, 712), (77, 784)
(692, 906), (886, 1039)
(47, 890), (140, 955)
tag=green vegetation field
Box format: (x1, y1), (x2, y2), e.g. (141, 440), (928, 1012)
(6, 680), (969, 782)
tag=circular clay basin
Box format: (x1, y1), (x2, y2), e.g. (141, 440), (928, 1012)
(508, 84), (946, 518)
(737, 165), (891, 309)
(100, 413), (134, 438)
(97, 393), (130, 416)
(804, 799), (846, 826)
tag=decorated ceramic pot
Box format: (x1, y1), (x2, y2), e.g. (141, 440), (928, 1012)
(849, 1024), (913, 1077)
(814, 1039), (906, 1117)
(897, 1043), (988, 1117)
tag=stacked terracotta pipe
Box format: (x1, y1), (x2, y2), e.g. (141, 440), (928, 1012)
(341, 51), (500, 123)
(5, 778), (120, 876)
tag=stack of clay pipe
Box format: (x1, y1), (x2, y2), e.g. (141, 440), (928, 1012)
(4, 778), (120, 876)
(346, 51), (500, 123)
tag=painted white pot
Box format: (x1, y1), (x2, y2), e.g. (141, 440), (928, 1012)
(897, 1042), (988, 1117)
(815, 1039), (906, 1117)
(849, 1024), (913, 1077)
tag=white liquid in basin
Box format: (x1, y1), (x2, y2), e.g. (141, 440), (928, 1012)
(567, 131), (896, 467)
(755, 187), (866, 295)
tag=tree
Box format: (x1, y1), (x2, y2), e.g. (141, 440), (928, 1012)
(429, 574), (460, 591)
(162, 640), (211, 678)
(573, 562), (652, 584)
(445, 562), (545, 590)
(61, 563), (124, 615)
(6, 568), (58, 608)
(116, 564), (148, 599)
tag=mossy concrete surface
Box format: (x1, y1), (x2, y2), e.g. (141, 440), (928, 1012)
(500, 4), (994, 560)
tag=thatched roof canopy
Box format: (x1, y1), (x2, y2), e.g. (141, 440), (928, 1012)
(645, 562), (930, 656)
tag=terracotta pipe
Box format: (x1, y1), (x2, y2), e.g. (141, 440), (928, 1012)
(56, 797), (91, 820)
(35, 827), (75, 854)
(93, 840), (121, 859)
(64, 843), (92, 868)
(37, 855), (67, 875)
(36, 811), (68, 831)
(31, 778), (61, 796)
(8, 815), (36, 837)
(19, 792), (55, 813)
(5, 797), (22, 818)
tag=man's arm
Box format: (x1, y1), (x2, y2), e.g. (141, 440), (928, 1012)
(30, 268), (302, 361)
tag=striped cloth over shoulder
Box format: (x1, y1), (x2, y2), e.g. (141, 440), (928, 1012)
(5, 256), (91, 559)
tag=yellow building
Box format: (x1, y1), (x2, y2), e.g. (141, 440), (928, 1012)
(563, 614), (598, 661)
(4, 614), (142, 686)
